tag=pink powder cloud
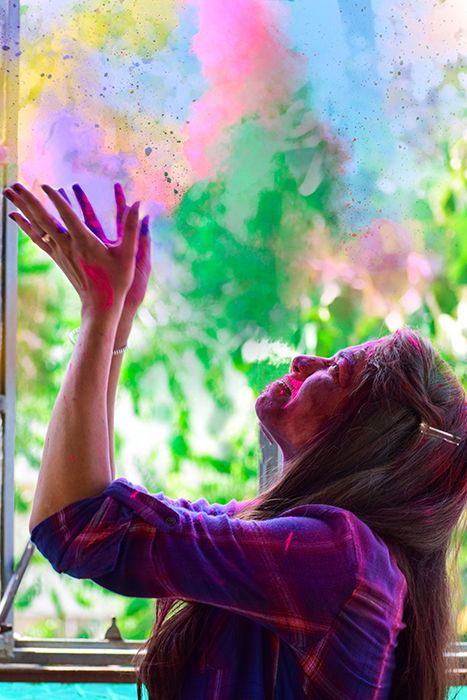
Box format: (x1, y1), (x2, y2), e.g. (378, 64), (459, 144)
(19, 101), (163, 235)
(185, 0), (304, 178)
(0, 144), (9, 166)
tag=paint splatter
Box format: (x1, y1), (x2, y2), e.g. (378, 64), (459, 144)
(284, 531), (294, 553)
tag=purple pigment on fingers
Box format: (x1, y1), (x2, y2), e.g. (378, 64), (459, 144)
(73, 184), (106, 240)
(58, 188), (72, 205)
(141, 215), (150, 236)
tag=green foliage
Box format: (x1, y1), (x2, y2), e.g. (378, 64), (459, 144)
(15, 577), (41, 610)
(120, 598), (155, 640)
(50, 588), (66, 620)
(74, 590), (93, 608)
(14, 486), (30, 514)
(24, 617), (64, 638)
(432, 277), (458, 315)
(13, 84), (467, 644)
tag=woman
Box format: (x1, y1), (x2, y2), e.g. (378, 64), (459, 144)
(4, 181), (466, 700)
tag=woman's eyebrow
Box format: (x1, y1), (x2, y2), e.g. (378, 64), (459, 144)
(335, 349), (366, 370)
(335, 350), (352, 361)
(333, 348), (367, 366)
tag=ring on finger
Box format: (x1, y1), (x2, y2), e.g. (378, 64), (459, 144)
(40, 221), (67, 242)
(39, 230), (53, 243)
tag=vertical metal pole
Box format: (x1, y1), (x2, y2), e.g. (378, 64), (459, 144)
(0, 0), (19, 657)
(258, 425), (282, 494)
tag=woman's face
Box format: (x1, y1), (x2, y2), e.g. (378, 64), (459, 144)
(255, 339), (386, 462)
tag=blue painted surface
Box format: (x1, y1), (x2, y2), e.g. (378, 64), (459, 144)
(449, 689), (467, 700)
(0, 685), (465, 699)
(0, 684), (144, 699)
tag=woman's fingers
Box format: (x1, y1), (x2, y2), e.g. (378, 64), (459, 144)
(135, 215), (151, 265)
(9, 210), (86, 293)
(141, 215), (150, 238)
(41, 184), (105, 246)
(115, 182), (126, 217)
(58, 188), (73, 205)
(8, 212), (54, 255)
(119, 200), (140, 259)
(6, 185), (68, 238)
(60, 184), (113, 245)
(71, 183), (108, 242)
(115, 183), (128, 239)
(8, 181), (146, 256)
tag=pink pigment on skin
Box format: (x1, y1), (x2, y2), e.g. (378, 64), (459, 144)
(364, 338), (387, 358)
(284, 531), (294, 553)
(79, 259), (114, 311)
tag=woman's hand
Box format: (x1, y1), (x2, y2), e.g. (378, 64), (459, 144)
(111, 183), (151, 315)
(57, 183), (152, 316)
(3, 181), (150, 317)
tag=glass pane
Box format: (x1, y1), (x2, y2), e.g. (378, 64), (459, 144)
(12, 0), (467, 667)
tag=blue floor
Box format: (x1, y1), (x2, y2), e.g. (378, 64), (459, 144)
(0, 685), (143, 699)
(0, 685), (465, 699)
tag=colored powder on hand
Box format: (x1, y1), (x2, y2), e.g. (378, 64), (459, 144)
(78, 259), (114, 312)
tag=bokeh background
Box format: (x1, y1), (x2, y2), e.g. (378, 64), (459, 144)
(6, 0), (466, 641)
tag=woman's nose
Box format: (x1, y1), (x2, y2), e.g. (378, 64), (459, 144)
(290, 355), (328, 376)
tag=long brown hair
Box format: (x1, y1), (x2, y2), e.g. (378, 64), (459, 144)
(134, 326), (467, 700)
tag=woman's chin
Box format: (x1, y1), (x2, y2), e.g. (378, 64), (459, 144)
(255, 394), (282, 428)
(255, 394), (273, 420)
(255, 394), (266, 415)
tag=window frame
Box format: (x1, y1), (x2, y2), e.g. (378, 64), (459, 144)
(0, 0), (465, 685)
(0, 0), (19, 663)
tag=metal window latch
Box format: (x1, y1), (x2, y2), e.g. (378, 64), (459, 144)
(104, 616), (123, 641)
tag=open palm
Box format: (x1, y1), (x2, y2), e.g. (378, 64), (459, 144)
(58, 182), (151, 315)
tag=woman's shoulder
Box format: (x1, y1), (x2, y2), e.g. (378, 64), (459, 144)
(328, 504), (408, 606)
(279, 502), (407, 599)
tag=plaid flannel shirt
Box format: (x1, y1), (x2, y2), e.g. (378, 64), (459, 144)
(30, 477), (407, 699)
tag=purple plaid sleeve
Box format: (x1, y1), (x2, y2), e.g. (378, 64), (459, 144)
(30, 477), (359, 649)
(30, 478), (408, 697)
